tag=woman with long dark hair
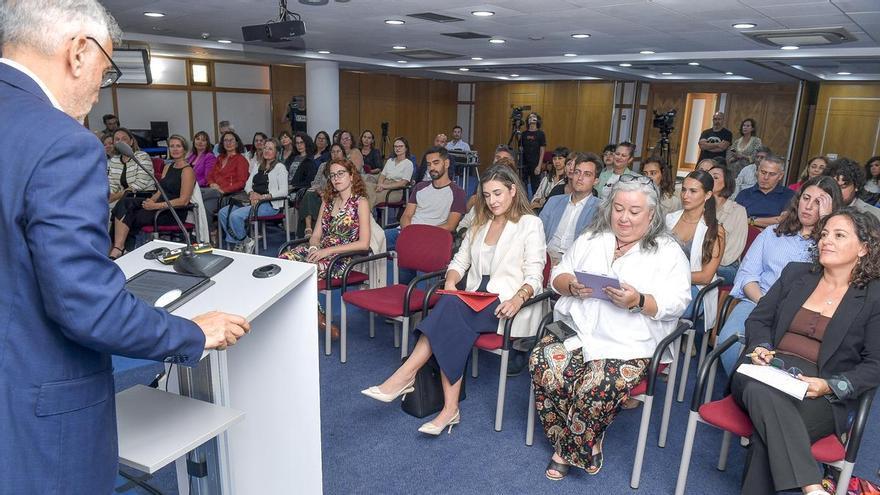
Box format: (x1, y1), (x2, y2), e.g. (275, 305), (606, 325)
(789, 155), (829, 192)
(708, 164), (748, 284)
(187, 130), (217, 188)
(359, 129), (383, 173)
(641, 155), (680, 213)
(339, 130), (365, 172)
(860, 155), (880, 205)
(727, 118), (763, 165)
(290, 132), (318, 189)
(313, 130), (331, 166)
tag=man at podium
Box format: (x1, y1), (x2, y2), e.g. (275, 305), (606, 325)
(0, 1), (249, 494)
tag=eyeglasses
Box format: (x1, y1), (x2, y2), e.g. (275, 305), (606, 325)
(394, 144), (406, 148)
(328, 171), (349, 180)
(758, 170), (781, 178)
(769, 357), (804, 378)
(84, 36), (122, 88)
(618, 174), (653, 185)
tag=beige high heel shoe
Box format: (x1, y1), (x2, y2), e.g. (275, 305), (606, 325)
(417, 410), (460, 436)
(360, 377), (415, 403)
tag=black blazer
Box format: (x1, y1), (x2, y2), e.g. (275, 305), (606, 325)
(742, 262), (880, 435)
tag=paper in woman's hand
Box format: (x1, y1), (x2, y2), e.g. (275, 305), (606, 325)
(436, 289), (498, 312)
(574, 271), (621, 302)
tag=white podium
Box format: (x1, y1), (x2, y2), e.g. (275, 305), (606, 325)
(115, 241), (321, 494)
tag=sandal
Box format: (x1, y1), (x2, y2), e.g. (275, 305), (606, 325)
(621, 397), (641, 409)
(109, 246), (125, 260)
(586, 433), (605, 475)
(545, 457), (570, 481)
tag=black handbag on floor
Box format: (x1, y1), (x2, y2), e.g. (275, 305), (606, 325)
(401, 356), (466, 418)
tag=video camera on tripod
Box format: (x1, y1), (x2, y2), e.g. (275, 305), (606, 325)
(511, 106), (524, 128)
(652, 109), (677, 136)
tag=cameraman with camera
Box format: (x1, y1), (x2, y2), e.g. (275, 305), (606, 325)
(520, 112), (546, 197)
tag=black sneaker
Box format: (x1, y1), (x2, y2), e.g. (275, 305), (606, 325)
(506, 350), (529, 377)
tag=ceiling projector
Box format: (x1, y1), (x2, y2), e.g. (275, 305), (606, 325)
(241, 19), (305, 42)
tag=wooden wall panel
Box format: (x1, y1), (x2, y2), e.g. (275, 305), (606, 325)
(473, 81), (615, 171)
(269, 64), (305, 138)
(643, 83), (798, 174)
(807, 83), (880, 164)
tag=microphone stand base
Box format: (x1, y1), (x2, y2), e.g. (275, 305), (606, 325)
(173, 252), (233, 278)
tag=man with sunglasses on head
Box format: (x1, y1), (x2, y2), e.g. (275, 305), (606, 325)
(0, 1), (249, 492)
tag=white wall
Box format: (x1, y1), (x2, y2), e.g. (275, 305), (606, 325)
(215, 63), (270, 90)
(87, 87), (115, 132)
(191, 91), (215, 139)
(215, 93), (272, 144)
(115, 88), (190, 141)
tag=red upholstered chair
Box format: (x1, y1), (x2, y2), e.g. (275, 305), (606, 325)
(277, 238), (370, 357)
(139, 203), (197, 244)
(374, 182), (413, 227)
(674, 335), (876, 495)
(250, 195), (292, 254)
(151, 157), (165, 178)
(524, 319), (693, 489)
(677, 278), (724, 402)
(339, 224), (452, 363)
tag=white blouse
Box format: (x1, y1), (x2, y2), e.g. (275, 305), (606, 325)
(551, 230), (691, 362)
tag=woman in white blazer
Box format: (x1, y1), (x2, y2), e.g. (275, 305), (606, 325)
(362, 164), (547, 435)
(218, 138), (288, 252)
(665, 169), (726, 329)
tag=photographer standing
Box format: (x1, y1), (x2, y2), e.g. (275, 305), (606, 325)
(521, 112), (546, 197)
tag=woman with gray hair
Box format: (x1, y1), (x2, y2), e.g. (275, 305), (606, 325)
(530, 175), (692, 480)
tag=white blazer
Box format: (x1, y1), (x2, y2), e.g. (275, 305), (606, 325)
(447, 214), (547, 338)
(665, 209), (719, 329)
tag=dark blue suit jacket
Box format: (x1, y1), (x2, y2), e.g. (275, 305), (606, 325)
(0, 62), (205, 494)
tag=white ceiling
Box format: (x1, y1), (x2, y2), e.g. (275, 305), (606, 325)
(104, 0), (880, 82)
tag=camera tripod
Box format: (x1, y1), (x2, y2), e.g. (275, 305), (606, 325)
(507, 118), (523, 168)
(656, 131), (672, 168)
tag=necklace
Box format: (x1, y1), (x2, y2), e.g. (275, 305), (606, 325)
(615, 237), (637, 255)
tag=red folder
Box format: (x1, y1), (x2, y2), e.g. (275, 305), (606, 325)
(436, 290), (499, 312)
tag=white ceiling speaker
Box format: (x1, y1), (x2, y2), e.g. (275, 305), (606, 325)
(741, 27), (857, 48)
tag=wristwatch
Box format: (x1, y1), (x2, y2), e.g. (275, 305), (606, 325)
(629, 292), (645, 313)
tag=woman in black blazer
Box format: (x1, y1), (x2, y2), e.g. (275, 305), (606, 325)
(732, 207), (880, 495)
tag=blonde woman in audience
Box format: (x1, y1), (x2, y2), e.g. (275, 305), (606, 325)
(218, 138), (288, 253)
(339, 130), (365, 172)
(532, 175), (691, 480)
(109, 135), (195, 258)
(708, 163), (748, 284)
(364, 137), (414, 207)
(727, 118), (763, 165)
(107, 128), (153, 207)
(363, 165), (546, 435)
(641, 156), (680, 213)
(788, 155), (828, 192)
(186, 131), (217, 188)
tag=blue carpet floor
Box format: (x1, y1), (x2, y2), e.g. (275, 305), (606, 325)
(111, 202), (880, 494)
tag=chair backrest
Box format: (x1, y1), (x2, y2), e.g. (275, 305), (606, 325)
(396, 224), (453, 273)
(151, 157), (165, 177)
(743, 225), (762, 258)
(542, 253), (552, 287)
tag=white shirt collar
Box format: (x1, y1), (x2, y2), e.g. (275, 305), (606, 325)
(0, 58), (63, 111)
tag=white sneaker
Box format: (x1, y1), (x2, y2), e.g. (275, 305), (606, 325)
(240, 237), (256, 254)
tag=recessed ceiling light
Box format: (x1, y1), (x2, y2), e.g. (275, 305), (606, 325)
(837, 71), (852, 75)
(725, 71), (734, 75)
(471, 57), (483, 61)
(688, 62), (700, 66)
(217, 39), (232, 44)
(459, 67), (470, 71)
(143, 12), (165, 18)
(732, 22), (756, 29)
(392, 45), (406, 50)
(471, 10), (494, 17)
(639, 50), (655, 55)
(510, 73), (520, 77)
(384, 19), (405, 25)
(563, 53), (577, 57)
(661, 72), (673, 75)
(619, 63), (632, 67)
(781, 45), (799, 50)
(571, 33), (591, 39)
(317, 50), (331, 54)
(489, 38), (506, 44)
(397, 60), (407, 63)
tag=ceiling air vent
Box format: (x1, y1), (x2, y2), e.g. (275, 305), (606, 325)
(742, 27), (857, 48)
(442, 32), (492, 40)
(394, 49), (463, 60)
(407, 12), (464, 23)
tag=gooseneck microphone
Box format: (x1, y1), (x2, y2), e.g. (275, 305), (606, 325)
(115, 142), (232, 277)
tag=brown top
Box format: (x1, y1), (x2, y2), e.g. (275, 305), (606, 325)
(777, 307), (830, 364)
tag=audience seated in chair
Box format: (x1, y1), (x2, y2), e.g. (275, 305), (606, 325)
(299, 143), (344, 237)
(538, 152), (602, 265)
(736, 154), (795, 228)
(665, 170), (726, 328)
(218, 138), (288, 253)
(108, 134), (195, 258)
(642, 155), (681, 214)
(789, 155), (828, 193)
(708, 164), (748, 285)
(718, 176), (842, 373)
(279, 159), (371, 334)
(107, 128), (153, 208)
(531, 174), (691, 480)
(732, 146), (771, 200)
(245, 132), (267, 175)
(596, 141), (635, 200)
(339, 130), (365, 173)
(187, 130), (217, 188)
(289, 132), (319, 190)
(359, 129), (383, 174)
(312, 130), (331, 167)
(530, 146), (569, 211)
(825, 157), (880, 222)
(413, 133), (456, 183)
(364, 136), (414, 208)
(730, 209), (880, 495)
(861, 156), (880, 206)
(362, 164), (546, 436)
(202, 131), (249, 217)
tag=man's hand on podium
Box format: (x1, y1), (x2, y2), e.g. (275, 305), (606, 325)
(194, 311), (251, 350)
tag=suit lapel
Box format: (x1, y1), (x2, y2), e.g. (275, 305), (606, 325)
(773, 270), (821, 347)
(818, 285), (866, 370)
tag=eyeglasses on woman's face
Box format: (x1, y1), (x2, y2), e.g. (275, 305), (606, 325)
(328, 170), (349, 180)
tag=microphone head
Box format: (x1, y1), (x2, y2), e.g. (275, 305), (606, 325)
(114, 141), (135, 158)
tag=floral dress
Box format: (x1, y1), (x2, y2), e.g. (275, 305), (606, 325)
(281, 194), (361, 279)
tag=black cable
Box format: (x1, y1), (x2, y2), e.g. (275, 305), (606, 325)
(118, 469), (164, 495)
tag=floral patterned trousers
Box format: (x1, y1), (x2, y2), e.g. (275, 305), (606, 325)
(529, 334), (649, 468)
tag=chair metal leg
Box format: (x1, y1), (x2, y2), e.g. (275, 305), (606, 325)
(674, 411), (701, 495)
(835, 462), (855, 495)
(718, 430), (732, 470)
(262, 222), (268, 251)
(340, 301), (348, 363)
(401, 317), (409, 359)
(678, 329), (695, 402)
(526, 383), (536, 446)
(369, 313), (375, 338)
(393, 322), (400, 348)
(705, 362), (718, 404)
(324, 290), (332, 356)
(697, 328), (710, 371)
(494, 349), (509, 432)
(471, 348), (479, 378)
(659, 337), (682, 448)
(630, 395), (655, 489)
